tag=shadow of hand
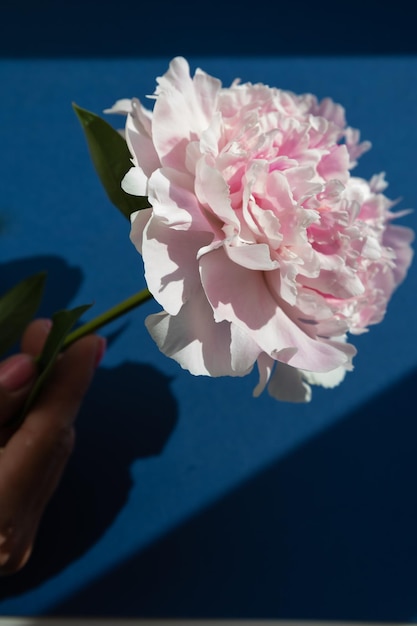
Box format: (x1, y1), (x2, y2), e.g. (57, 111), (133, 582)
(0, 360), (178, 597)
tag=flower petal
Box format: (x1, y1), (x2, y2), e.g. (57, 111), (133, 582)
(153, 57), (221, 169)
(224, 240), (279, 271)
(230, 323), (261, 374)
(267, 362), (312, 403)
(125, 104), (160, 178)
(148, 168), (211, 232)
(200, 247), (352, 372)
(130, 207), (152, 254)
(140, 215), (212, 315)
(145, 289), (245, 377)
(122, 167), (148, 196)
(253, 352), (274, 397)
(104, 99), (133, 115)
(302, 365), (347, 388)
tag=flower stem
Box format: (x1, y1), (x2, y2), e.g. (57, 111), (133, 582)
(63, 287), (153, 350)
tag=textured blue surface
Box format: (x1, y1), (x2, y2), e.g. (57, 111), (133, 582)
(0, 57), (417, 621)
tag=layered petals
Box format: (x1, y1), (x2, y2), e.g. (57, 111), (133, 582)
(115, 57), (414, 403)
(145, 288), (252, 377)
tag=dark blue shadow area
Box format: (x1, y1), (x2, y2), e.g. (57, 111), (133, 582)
(1, 0), (417, 57)
(48, 366), (417, 622)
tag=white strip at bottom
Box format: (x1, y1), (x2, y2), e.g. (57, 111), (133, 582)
(0, 617), (409, 626)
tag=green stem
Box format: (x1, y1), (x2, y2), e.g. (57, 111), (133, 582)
(63, 287), (153, 350)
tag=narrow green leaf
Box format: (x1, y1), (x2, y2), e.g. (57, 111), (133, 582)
(73, 103), (150, 219)
(0, 272), (46, 357)
(19, 303), (93, 422)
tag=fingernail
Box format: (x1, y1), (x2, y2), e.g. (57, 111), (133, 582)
(94, 337), (107, 368)
(0, 354), (36, 392)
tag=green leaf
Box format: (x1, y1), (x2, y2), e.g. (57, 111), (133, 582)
(0, 272), (46, 357)
(19, 303), (93, 422)
(73, 103), (150, 219)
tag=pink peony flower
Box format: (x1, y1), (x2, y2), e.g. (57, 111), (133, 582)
(108, 57), (414, 402)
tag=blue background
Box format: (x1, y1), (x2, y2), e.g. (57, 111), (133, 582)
(1, 1), (417, 621)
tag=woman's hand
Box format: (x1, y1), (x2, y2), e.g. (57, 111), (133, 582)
(0, 318), (105, 574)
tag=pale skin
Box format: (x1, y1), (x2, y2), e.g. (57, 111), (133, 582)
(0, 318), (105, 575)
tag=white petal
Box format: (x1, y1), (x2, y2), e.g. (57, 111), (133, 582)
(122, 167), (148, 196)
(224, 240), (279, 270)
(302, 365), (347, 388)
(253, 352), (274, 397)
(130, 207), (152, 255)
(230, 323), (261, 374)
(268, 362), (312, 403)
(141, 216), (211, 316)
(145, 289), (241, 377)
(153, 57), (221, 169)
(195, 159), (237, 229)
(148, 168), (209, 232)
(104, 99), (133, 115)
(125, 107), (160, 177)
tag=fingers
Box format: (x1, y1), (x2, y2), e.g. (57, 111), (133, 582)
(26, 332), (106, 432)
(0, 355), (37, 429)
(0, 333), (106, 574)
(0, 318), (51, 435)
(21, 318), (52, 356)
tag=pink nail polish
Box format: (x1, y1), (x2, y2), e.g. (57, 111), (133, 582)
(0, 354), (36, 392)
(94, 337), (107, 368)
